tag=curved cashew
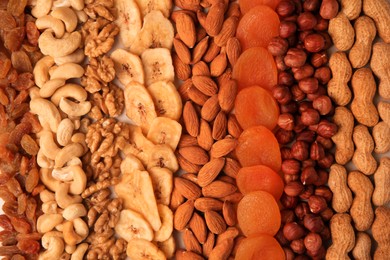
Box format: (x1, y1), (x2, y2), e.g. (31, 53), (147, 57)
(65, 244), (76, 254)
(63, 204), (87, 220)
(29, 86), (41, 100)
(51, 84), (87, 106)
(63, 218), (89, 246)
(66, 157), (82, 166)
(56, 223), (64, 232)
(30, 98), (61, 132)
(40, 130), (61, 160)
(40, 168), (61, 191)
(32, 0), (53, 18)
(59, 98), (91, 117)
(42, 201), (58, 214)
(55, 143), (85, 168)
(71, 243), (88, 260)
(40, 79), (66, 98)
(54, 49), (85, 65)
(56, 182), (82, 209)
(40, 189), (55, 203)
(52, 0), (71, 8)
(39, 236), (64, 260)
(37, 213), (64, 233)
(71, 133), (88, 153)
(36, 15), (65, 38)
(51, 7), (78, 32)
(75, 10), (88, 23)
(39, 30), (82, 58)
(52, 165), (75, 182)
(57, 118), (75, 146)
(68, 165), (87, 195)
(33, 56), (55, 88)
(50, 63), (84, 80)
(70, 0), (85, 11)
(42, 231), (63, 246)
(37, 149), (55, 169)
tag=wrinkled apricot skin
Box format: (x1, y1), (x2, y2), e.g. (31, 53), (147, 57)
(235, 234), (285, 260)
(239, 0), (282, 13)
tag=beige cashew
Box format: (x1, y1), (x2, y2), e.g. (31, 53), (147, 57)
(33, 56), (55, 88)
(56, 223), (64, 232)
(32, 0), (53, 18)
(55, 143), (85, 168)
(54, 49), (85, 65)
(29, 86), (41, 100)
(70, 0), (85, 11)
(39, 30), (82, 58)
(71, 133), (88, 154)
(40, 168), (61, 192)
(65, 244), (76, 254)
(57, 118), (75, 146)
(48, 64), (59, 78)
(42, 201), (58, 214)
(75, 10), (88, 23)
(30, 98), (61, 132)
(40, 79), (66, 98)
(50, 63), (84, 80)
(52, 0), (71, 8)
(51, 84), (87, 106)
(39, 236), (64, 260)
(59, 98), (91, 117)
(63, 218), (89, 246)
(37, 150), (55, 169)
(63, 204), (87, 220)
(40, 130), (61, 160)
(36, 15), (65, 38)
(66, 157), (82, 166)
(71, 243), (88, 260)
(51, 7), (78, 32)
(73, 119), (81, 130)
(42, 231), (63, 246)
(40, 189), (55, 203)
(56, 182), (82, 209)
(52, 165), (75, 182)
(37, 213), (63, 233)
(68, 165), (87, 195)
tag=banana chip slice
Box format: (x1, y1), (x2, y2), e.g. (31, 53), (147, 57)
(156, 236), (175, 259)
(146, 144), (179, 173)
(114, 0), (142, 47)
(135, 0), (172, 18)
(127, 238), (166, 260)
(141, 48), (174, 86)
(115, 209), (154, 242)
(154, 204), (173, 242)
(148, 81), (182, 121)
(147, 117), (182, 151)
(121, 154), (145, 174)
(111, 48), (144, 85)
(123, 129), (155, 166)
(149, 167), (173, 206)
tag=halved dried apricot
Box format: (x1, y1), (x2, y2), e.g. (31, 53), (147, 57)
(239, 0), (282, 13)
(235, 234), (285, 260)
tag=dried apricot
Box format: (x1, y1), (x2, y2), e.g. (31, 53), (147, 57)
(237, 165), (284, 200)
(235, 86), (279, 130)
(237, 191), (281, 236)
(236, 126), (281, 171)
(240, 0), (281, 13)
(236, 5), (280, 50)
(235, 234), (285, 260)
(232, 47), (277, 91)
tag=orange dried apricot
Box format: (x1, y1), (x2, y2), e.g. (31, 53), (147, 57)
(239, 0), (282, 13)
(235, 234), (285, 260)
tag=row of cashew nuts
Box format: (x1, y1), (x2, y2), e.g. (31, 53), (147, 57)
(29, 1), (92, 259)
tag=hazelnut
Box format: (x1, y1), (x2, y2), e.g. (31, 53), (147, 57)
(297, 12), (317, 30)
(275, 55), (288, 71)
(299, 77), (319, 94)
(310, 51), (328, 68)
(281, 209), (296, 224)
(291, 140), (309, 161)
(314, 16), (329, 31)
(313, 95), (332, 115)
(281, 147), (293, 160)
(301, 166), (319, 185)
(304, 33), (325, 53)
(276, 0), (296, 17)
(295, 202), (310, 220)
(308, 195), (327, 213)
(284, 181), (305, 197)
(273, 85), (292, 104)
(280, 21), (297, 39)
(304, 233), (322, 252)
(319, 32), (333, 49)
(284, 173), (300, 184)
(320, 226), (330, 240)
(284, 48), (307, 68)
(299, 30), (313, 43)
(292, 64), (314, 81)
(275, 128), (295, 144)
(275, 229), (289, 246)
(311, 120), (337, 137)
(297, 130), (316, 142)
(268, 37), (289, 56)
(314, 169), (329, 186)
(278, 113), (295, 130)
(303, 214), (324, 232)
(278, 71), (294, 86)
(293, 116), (306, 133)
(316, 135), (333, 150)
(287, 35), (298, 46)
(302, 159), (317, 169)
(281, 102), (298, 114)
(284, 15), (298, 23)
(299, 185), (315, 200)
(280, 194), (299, 209)
(319, 207), (334, 221)
(290, 239), (306, 254)
(307, 246), (326, 259)
(319, 0), (339, 19)
(292, 85), (306, 101)
(282, 159), (301, 175)
(310, 141), (325, 160)
(303, 0), (321, 12)
(314, 66), (331, 84)
(298, 101), (313, 113)
(315, 186), (332, 202)
(317, 153), (334, 169)
(283, 247), (295, 260)
(307, 85), (326, 101)
(283, 222), (306, 241)
(301, 108), (320, 126)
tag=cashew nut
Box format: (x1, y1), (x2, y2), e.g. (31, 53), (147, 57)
(63, 218), (89, 246)
(51, 7), (78, 32)
(52, 165), (75, 182)
(68, 165), (87, 195)
(65, 244), (76, 254)
(55, 182), (82, 209)
(57, 118), (75, 146)
(40, 189), (55, 202)
(42, 201), (58, 214)
(71, 133), (88, 154)
(63, 204), (87, 220)
(71, 243), (88, 260)
(30, 98), (61, 132)
(66, 157), (82, 166)
(37, 213), (64, 233)
(54, 49), (85, 65)
(39, 30), (82, 58)
(40, 168), (61, 192)
(70, 0), (85, 11)
(33, 56), (55, 88)
(40, 130), (61, 160)
(55, 143), (85, 168)
(40, 79), (66, 98)
(36, 15), (65, 38)
(29, 86), (41, 100)
(56, 223), (64, 232)
(52, 0), (71, 8)
(75, 10), (88, 23)
(59, 98), (92, 117)
(32, 0), (53, 18)
(37, 149), (55, 169)
(50, 63), (84, 80)
(51, 84), (87, 106)
(39, 236), (64, 260)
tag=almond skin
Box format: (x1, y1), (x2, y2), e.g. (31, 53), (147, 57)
(205, 3), (226, 36)
(173, 38), (192, 64)
(212, 111), (228, 140)
(175, 177), (202, 200)
(192, 61), (211, 76)
(194, 197), (224, 212)
(203, 39), (222, 63)
(170, 188), (185, 211)
(226, 37), (241, 66)
(222, 200), (237, 226)
(188, 86), (209, 106)
(202, 232), (215, 258)
(173, 53), (191, 81)
(177, 153), (202, 174)
(197, 119), (214, 151)
(205, 210), (227, 234)
(202, 180), (237, 198)
(179, 145), (209, 165)
(223, 157), (241, 178)
(192, 36), (209, 64)
(210, 51), (228, 77)
(192, 75), (218, 96)
(198, 157), (226, 187)
(189, 212), (208, 244)
(176, 13), (197, 48)
(183, 228), (202, 254)
(215, 16), (239, 47)
(201, 94), (221, 122)
(227, 114), (243, 139)
(210, 137), (238, 158)
(218, 79), (238, 113)
(174, 199), (195, 231)
(209, 238), (234, 260)
(175, 250), (204, 260)
(183, 101), (199, 137)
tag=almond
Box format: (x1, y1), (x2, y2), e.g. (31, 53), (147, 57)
(170, 188), (185, 211)
(212, 111), (227, 140)
(174, 0), (201, 12)
(222, 191), (244, 203)
(214, 16), (239, 47)
(227, 114), (243, 139)
(209, 238), (234, 260)
(205, 3), (226, 36)
(218, 175), (235, 185)
(205, 210), (227, 234)
(192, 61), (211, 76)
(175, 177), (202, 200)
(217, 68), (232, 86)
(226, 2), (241, 18)
(174, 199), (195, 230)
(226, 37), (241, 66)
(189, 212), (208, 244)
(201, 94), (220, 122)
(197, 9), (207, 28)
(178, 134), (198, 148)
(183, 229), (202, 254)
(188, 86), (209, 106)
(216, 227), (240, 246)
(179, 145), (209, 165)
(174, 38), (192, 64)
(181, 173), (199, 184)
(198, 157), (226, 187)
(176, 13), (197, 48)
(177, 152), (202, 173)
(210, 51), (227, 77)
(196, 27), (207, 42)
(178, 79), (192, 102)
(173, 53), (191, 81)
(175, 250), (204, 260)
(183, 101), (199, 137)
(192, 36), (209, 64)
(197, 119), (214, 151)
(203, 39), (222, 63)
(218, 79), (237, 112)
(171, 10), (198, 24)
(223, 157), (241, 178)
(222, 201), (237, 226)
(192, 75), (218, 96)
(210, 137), (238, 158)
(202, 180), (237, 198)
(194, 197), (224, 212)
(202, 232), (215, 258)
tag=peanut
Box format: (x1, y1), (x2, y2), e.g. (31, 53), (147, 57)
(378, 101), (390, 125)
(371, 42), (390, 99)
(352, 125), (377, 175)
(348, 171), (374, 231)
(326, 213), (355, 260)
(331, 107), (354, 165)
(350, 68), (379, 127)
(348, 16), (376, 68)
(340, 0), (361, 20)
(328, 165), (352, 213)
(372, 122), (390, 154)
(372, 157), (390, 206)
(352, 232), (372, 260)
(363, 0), (390, 43)
(372, 207), (390, 259)
(328, 13), (355, 51)
(327, 52), (352, 106)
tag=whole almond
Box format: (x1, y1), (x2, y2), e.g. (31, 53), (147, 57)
(201, 95), (221, 122)
(210, 137), (238, 158)
(174, 199), (195, 230)
(178, 79), (193, 101)
(181, 173), (199, 184)
(218, 79), (237, 112)
(203, 40), (222, 63)
(179, 146), (209, 165)
(226, 2), (241, 18)
(176, 13), (197, 48)
(175, 177), (202, 200)
(203, 232), (215, 258)
(202, 180), (237, 198)
(198, 157), (226, 187)
(184, 229), (202, 254)
(197, 9), (207, 28)
(227, 114), (243, 139)
(171, 188), (185, 210)
(222, 191), (244, 203)
(171, 10), (198, 24)
(223, 157), (240, 178)
(212, 111), (228, 140)
(192, 75), (218, 96)
(226, 37), (241, 66)
(173, 53), (192, 81)
(216, 227), (240, 246)
(205, 3), (226, 36)
(196, 27), (207, 42)
(174, 38), (192, 64)
(222, 201), (237, 226)
(175, 250), (204, 260)
(174, 0), (201, 12)
(192, 36), (210, 64)
(179, 134), (198, 148)
(205, 211), (227, 234)
(183, 101), (199, 137)
(215, 16), (239, 47)
(189, 212), (208, 244)
(197, 119), (214, 151)
(209, 238), (234, 260)
(193, 61), (211, 76)
(218, 175), (235, 185)
(188, 86), (209, 106)
(194, 197), (224, 212)
(210, 51), (228, 77)
(177, 152), (202, 173)
(217, 68), (232, 86)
